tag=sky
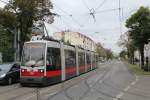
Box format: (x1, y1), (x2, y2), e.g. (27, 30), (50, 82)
(0, 0), (150, 54)
(48, 0), (150, 54)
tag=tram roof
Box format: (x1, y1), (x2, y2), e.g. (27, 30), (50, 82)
(25, 40), (97, 53)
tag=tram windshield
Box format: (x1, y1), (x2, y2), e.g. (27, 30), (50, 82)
(22, 43), (46, 67)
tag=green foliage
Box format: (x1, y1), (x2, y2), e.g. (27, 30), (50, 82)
(105, 49), (113, 60)
(118, 32), (136, 62)
(0, 27), (14, 62)
(96, 43), (106, 57)
(119, 50), (128, 59)
(126, 6), (150, 67)
(0, 0), (54, 61)
(126, 7), (150, 48)
(96, 43), (114, 60)
(127, 63), (150, 75)
(0, 9), (17, 32)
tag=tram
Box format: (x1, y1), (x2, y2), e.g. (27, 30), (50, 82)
(20, 39), (98, 86)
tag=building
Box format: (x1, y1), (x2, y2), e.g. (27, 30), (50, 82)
(53, 32), (96, 51)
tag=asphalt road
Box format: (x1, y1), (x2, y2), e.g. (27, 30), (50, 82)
(0, 61), (150, 100)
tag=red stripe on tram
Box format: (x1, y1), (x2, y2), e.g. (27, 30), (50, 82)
(46, 70), (61, 77)
(79, 65), (85, 72)
(21, 72), (44, 76)
(66, 67), (77, 74)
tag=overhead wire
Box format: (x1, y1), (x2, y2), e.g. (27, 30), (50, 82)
(95, 0), (108, 11)
(81, 0), (108, 22)
(81, 0), (91, 11)
(95, 8), (120, 14)
(81, 0), (97, 22)
(118, 0), (122, 34)
(58, 16), (78, 31)
(53, 3), (84, 27)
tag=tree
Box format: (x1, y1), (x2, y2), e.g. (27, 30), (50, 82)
(0, 0), (54, 61)
(119, 50), (128, 60)
(0, 9), (16, 62)
(96, 43), (106, 58)
(118, 32), (136, 64)
(0, 26), (14, 62)
(126, 6), (150, 68)
(96, 43), (114, 60)
(105, 49), (114, 60)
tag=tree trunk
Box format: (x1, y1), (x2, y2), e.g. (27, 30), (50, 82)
(132, 53), (135, 64)
(140, 47), (144, 69)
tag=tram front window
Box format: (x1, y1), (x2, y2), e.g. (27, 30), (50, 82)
(22, 43), (46, 67)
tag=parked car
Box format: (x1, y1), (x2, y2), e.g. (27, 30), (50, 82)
(0, 63), (20, 85)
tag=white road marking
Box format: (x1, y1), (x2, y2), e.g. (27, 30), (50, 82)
(113, 98), (118, 100)
(136, 76), (139, 81)
(124, 86), (131, 92)
(131, 81), (136, 85)
(23, 94), (35, 100)
(113, 75), (139, 100)
(23, 92), (57, 100)
(45, 92), (57, 97)
(113, 92), (124, 100)
(116, 92), (124, 98)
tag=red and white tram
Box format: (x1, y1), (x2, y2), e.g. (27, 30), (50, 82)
(20, 40), (98, 86)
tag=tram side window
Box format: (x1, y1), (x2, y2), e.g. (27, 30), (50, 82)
(94, 54), (97, 62)
(96, 55), (99, 62)
(92, 54), (95, 64)
(46, 47), (61, 71)
(78, 52), (85, 66)
(86, 53), (91, 64)
(65, 50), (76, 67)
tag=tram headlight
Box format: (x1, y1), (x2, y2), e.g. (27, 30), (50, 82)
(21, 69), (25, 72)
(40, 69), (44, 72)
(0, 74), (6, 78)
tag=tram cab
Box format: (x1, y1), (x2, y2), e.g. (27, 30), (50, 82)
(20, 40), (62, 85)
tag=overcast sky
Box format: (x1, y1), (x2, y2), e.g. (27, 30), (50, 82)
(49, 0), (150, 54)
(0, 0), (150, 54)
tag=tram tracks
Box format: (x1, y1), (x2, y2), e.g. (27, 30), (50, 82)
(0, 84), (22, 95)
(0, 63), (109, 100)
(0, 69), (98, 100)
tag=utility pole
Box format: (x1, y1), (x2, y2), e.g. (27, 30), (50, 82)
(17, 27), (20, 62)
(14, 28), (17, 62)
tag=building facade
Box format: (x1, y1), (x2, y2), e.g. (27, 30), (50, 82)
(53, 32), (96, 51)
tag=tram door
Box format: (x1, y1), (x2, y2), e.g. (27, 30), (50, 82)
(65, 50), (76, 79)
(86, 53), (91, 72)
(46, 47), (61, 84)
(78, 52), (85, 74)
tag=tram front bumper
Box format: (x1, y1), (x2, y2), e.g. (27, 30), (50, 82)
(20, 76), (46, 84)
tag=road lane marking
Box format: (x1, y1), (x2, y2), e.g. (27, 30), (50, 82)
(113, 75), (139, 100)
(117, 92), (124, 98)
(23, 94), (35, 100)
(45, 92), (57, 97)
(124, 86), (131, 92)
(113, 92), (124, 100)
(131, 81), (136, 85)
(23, 91), (57, 100)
